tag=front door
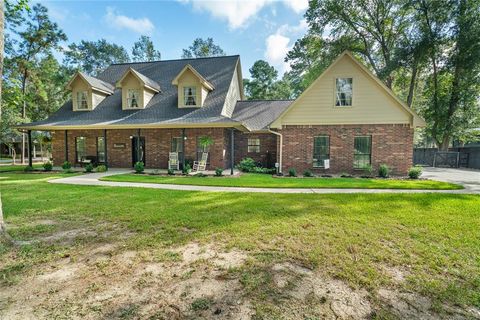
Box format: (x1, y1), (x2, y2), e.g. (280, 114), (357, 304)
(132, 136), (146, 166)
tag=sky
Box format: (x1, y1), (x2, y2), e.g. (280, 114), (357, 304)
(39, 0), (310, 78)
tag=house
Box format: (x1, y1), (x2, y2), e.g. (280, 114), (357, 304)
(17, 51), (425, 175)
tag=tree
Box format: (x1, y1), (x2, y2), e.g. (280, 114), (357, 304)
(182, 37), (226, 58)
(414, 0), (480, 150)
(131, 35), (161, 62)
(6, 3), (66, 163)
(64, 39), (129, 75)
(244, 60), (293, 100)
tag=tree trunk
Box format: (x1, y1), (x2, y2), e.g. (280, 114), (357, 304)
(0, 0), (4, 121)
(439, 136), (450, 151)
(407, 62), (418, 107)
(21, 74), (27, 164)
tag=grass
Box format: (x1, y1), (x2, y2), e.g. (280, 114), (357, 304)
(0, 172), (479, 311)
(101, 172), (462, 190)
(0, 164), (43, 172)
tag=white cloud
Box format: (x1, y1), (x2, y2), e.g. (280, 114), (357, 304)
(265, 33), (291, 74)
(104, 7), (154, 34)
(264, 19), (308, 74)
(180, 0), (271, 29)
(178, 0), (308, 29)
(283, 0), (308, 13)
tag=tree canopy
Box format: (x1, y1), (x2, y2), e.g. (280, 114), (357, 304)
(244, 60), (293, 100)
(181, 37), (226, 59)
(132, 35), (161, 62)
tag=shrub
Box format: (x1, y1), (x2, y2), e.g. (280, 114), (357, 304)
(215, 167), (223, 176)
(167, 168), (175, 175)
(182, 163), (192, 174)
(251, 166), (275, 174)
(84, 163), (94, 173)
(43, 161), (53, 172)
(96, 165), (108, 172)
(361, 164), (373, 177)
(288, 168), (297, 177)
(237, 157), (256, 172)
(24, 165), (34, 172)
(408, 166), (423, 179)
(62, 161), (72, 171)
(378, 164), (390, 178)
(134, 161), (144, 173)
(303, 170), (313, 177)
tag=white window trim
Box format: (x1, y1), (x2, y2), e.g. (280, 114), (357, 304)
(333, 77), (354, 108)
(75, 91), (89, 111)
(183, 86), (198, 107)
(127, 89), (141, 109)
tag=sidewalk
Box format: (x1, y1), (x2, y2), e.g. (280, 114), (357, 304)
(49, 169), (477, 194)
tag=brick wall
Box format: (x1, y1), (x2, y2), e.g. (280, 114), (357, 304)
(280, 124), (413, 175)
(51, 128), (229, 169)
(234, 132), (277, 167)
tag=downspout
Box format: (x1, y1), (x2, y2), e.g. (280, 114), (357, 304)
(267, 127), (282, 174)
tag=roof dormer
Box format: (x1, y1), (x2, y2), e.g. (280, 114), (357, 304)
(66, 72), (115, 111)
(172, 64), (214, 108)
(116, 68), (160, 110)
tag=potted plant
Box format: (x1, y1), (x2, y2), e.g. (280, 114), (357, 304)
(198, 136), (214, 153)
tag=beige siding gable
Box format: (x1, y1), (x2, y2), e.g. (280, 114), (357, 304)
(271, 53), (420, 128)
(177, 68), (203, 108)
(221, 62), (243, 117)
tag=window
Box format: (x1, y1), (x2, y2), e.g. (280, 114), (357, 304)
(313, 136), (330, 168)
(76, 91), (88, 110)
(97, 137), (106, 163)
(335, 78), (353, 106)
(354, 136), (372, 169)
(75, 137), (86, 162)
(171, 137), (183, 156)
(127, 89), (140, 108)
(184, 87), (197, 106)
(247, 138), (260, 153)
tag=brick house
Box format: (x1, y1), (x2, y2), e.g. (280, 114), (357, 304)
(18, 51), (425, 175)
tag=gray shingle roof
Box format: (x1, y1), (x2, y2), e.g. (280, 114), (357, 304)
(22, 55), (241, 128)
(232, 100), (293, 131)
(80, 72), (115, 94)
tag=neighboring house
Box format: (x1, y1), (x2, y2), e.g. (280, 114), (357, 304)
(18, 51), (425, 175)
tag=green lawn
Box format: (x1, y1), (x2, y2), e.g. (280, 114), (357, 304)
(101, 172), (462, 190)
(1, 171), (479, 313)
(0, 164), (43, 172)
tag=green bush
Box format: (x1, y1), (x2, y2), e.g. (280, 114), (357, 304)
(251, 166), (276, 174)
(408, 166), (423, 179)
(43, 161), (53, 172)
(215, 167), (223, 176)
(182, 163), (192, 174)
(361, 164), (373, 177)
(24, 165), (34, 172)
(378, 164), (390, 178)
(96, 165), (108, 172)
(237, 157), (256, 172)
(85, 163), (94, 173)
(167, 169), (175, 175)
(134, 161), (144, 173)
(303, 170), (313, 177)
(288, 168), (297, 177)
(62, 161), (72, 171)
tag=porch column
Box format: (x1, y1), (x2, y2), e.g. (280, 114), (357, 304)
(181, 128), (186, 169)
(65, 130), (69, 162)
(27, 130), (33, 167)
(137, 128), (141, 164)
(230, 128), (235, 175)
(104, 129), (108, 167)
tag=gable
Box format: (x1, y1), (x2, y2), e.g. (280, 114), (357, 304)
(271, 53), (421, 128)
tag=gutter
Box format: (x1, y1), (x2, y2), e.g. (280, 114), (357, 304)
(267, 128), (283, 174)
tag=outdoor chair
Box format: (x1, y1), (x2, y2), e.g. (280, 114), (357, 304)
(193, 152), (208, 172)
(168, 152), (179, 170)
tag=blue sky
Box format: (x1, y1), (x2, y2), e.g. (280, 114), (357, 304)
(39, 0), (309, 78)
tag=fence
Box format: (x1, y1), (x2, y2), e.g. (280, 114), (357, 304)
(414, 147), (480, 169)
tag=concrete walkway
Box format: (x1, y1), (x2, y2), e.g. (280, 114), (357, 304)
(48, 167), (479, 194)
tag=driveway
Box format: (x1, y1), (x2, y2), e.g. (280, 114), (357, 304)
(421, 167), (480, 193)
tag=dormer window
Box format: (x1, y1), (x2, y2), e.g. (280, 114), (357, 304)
(335, 78), (353, 107)
(76, 91), (88, 110)
(127, 89), (140, 108)
(184, 87), (197, 106)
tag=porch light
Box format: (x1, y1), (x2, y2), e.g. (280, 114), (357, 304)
(129, 136), (133, 139)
